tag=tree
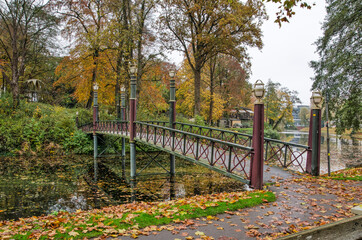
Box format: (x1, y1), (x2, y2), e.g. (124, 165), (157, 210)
(0, 0), (58, 108)
(310, 0), (361, 134)
(51, 0), (109, 108)
(263, 0), (314, 25)
(264, 80), (301, 130)
(159, 0), (266, 116)
(299, 107), (309, 126)
(176, 58), (225, 121)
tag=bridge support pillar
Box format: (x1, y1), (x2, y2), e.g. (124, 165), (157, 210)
(307, 91), (323, 176)
(169, 70), (176, 177)
(250, 80), (265, 190)
(129, 64), (137, 181)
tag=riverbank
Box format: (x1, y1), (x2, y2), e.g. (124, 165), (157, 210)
(0, 167), (360, 239)
(0, 190), (275, 239)
(299, 126), (362, 139)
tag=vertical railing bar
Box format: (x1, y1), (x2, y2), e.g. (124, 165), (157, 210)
(210, 141), (215, 165)
(154, 126), (157, 145)
(196, 138), (200, 160)
(162, 128), (166, 147)
(172, 130), (175, 151)
(183, 133), (187, 155)
(284, 144), (288, 167)
(265, 140), (269, 162)
(228, 146), (232, 172)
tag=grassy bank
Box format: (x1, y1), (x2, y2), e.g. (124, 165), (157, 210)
(0, 190), (275, 239)
(321, 167), (362, 181)
(0, 94), (94, 155)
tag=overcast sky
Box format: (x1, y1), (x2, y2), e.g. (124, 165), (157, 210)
(248, 1), (327, 105)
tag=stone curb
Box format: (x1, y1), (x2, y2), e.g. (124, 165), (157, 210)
(277, 214), (362, 240)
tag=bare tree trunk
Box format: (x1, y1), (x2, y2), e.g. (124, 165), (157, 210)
(208, 58), (216, 124)
(86, 49), (99, 108)
(194, 66), (201, 116)
(11, 37), (20, 108)
(115, 51), (123, 112)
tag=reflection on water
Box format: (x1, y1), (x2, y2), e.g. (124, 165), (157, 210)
(280, 131), (362, 174)
(0, 153), (245, 221)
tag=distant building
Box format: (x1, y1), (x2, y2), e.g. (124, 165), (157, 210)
(220, 107), (254, 128)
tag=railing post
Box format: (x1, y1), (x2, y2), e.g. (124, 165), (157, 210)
(228, 146), (232, 172)
(210, 141), (215, 165)
(264, 140), (269, 162)
(169, 70), (176, 177)
(306, 91), (322, 176)
(283, 145), (288, 167)
(129, 64), (137, 181)
(250, 80), (265, 190)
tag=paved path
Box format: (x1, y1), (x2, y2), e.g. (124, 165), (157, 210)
(115, 174), (361, 240)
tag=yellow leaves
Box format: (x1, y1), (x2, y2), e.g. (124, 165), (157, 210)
(68, 230), (79, 236)
(195, 231), (205, 236)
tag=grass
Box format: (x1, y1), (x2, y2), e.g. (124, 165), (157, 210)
(321, 167), (362, 181)
(6, 191), (275, 239)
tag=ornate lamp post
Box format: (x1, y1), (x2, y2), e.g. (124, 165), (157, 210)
(251, 80), (265, 190)
(129, 64), (137, 181)
(307, 90), (323, 176)
(93, 82), (99, 181)
(120, 85), (126, 178)
(169, 70), (176, 177)
(93, 82), (99, 158)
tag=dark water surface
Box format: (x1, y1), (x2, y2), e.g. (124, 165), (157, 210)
(0, 153), (245, 221)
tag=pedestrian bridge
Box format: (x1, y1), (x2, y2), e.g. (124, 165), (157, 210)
(79, 120), (310, 186)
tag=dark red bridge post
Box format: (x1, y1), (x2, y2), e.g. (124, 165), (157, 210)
(129, 64), (137, 181)
(250, 80), (265, 190)
(306, 90), (323, 176)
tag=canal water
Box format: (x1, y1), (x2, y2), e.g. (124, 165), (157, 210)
(1, 132), (360, 221)
(0, 153), (246, 221)
(280, 131), (362, 174)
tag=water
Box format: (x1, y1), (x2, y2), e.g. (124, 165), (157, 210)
(280, 131), (362, 174)
(0, 153), (246, 221)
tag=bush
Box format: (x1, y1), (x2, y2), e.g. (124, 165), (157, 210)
(0, 94), (93, 155)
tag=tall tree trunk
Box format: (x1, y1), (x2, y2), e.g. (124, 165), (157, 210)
(11, 38), (20, 108)
(194, 67), (201, 116)
(209, 80), (214, 124)
(86, 49), (99, 108)
(115, 51), (123, 113)
(208, 58), (216, 124)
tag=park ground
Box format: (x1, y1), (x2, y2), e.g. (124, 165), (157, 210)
(0, 167), (361, 239)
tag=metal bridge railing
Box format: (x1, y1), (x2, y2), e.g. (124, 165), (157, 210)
(141, 121), (310, 173)
(135, 121), (254, 179)
(264, 138), (309, 172)
(78, 120), (310, 173)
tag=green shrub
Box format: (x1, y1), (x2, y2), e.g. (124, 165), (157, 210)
(0, 94), (93, 155)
